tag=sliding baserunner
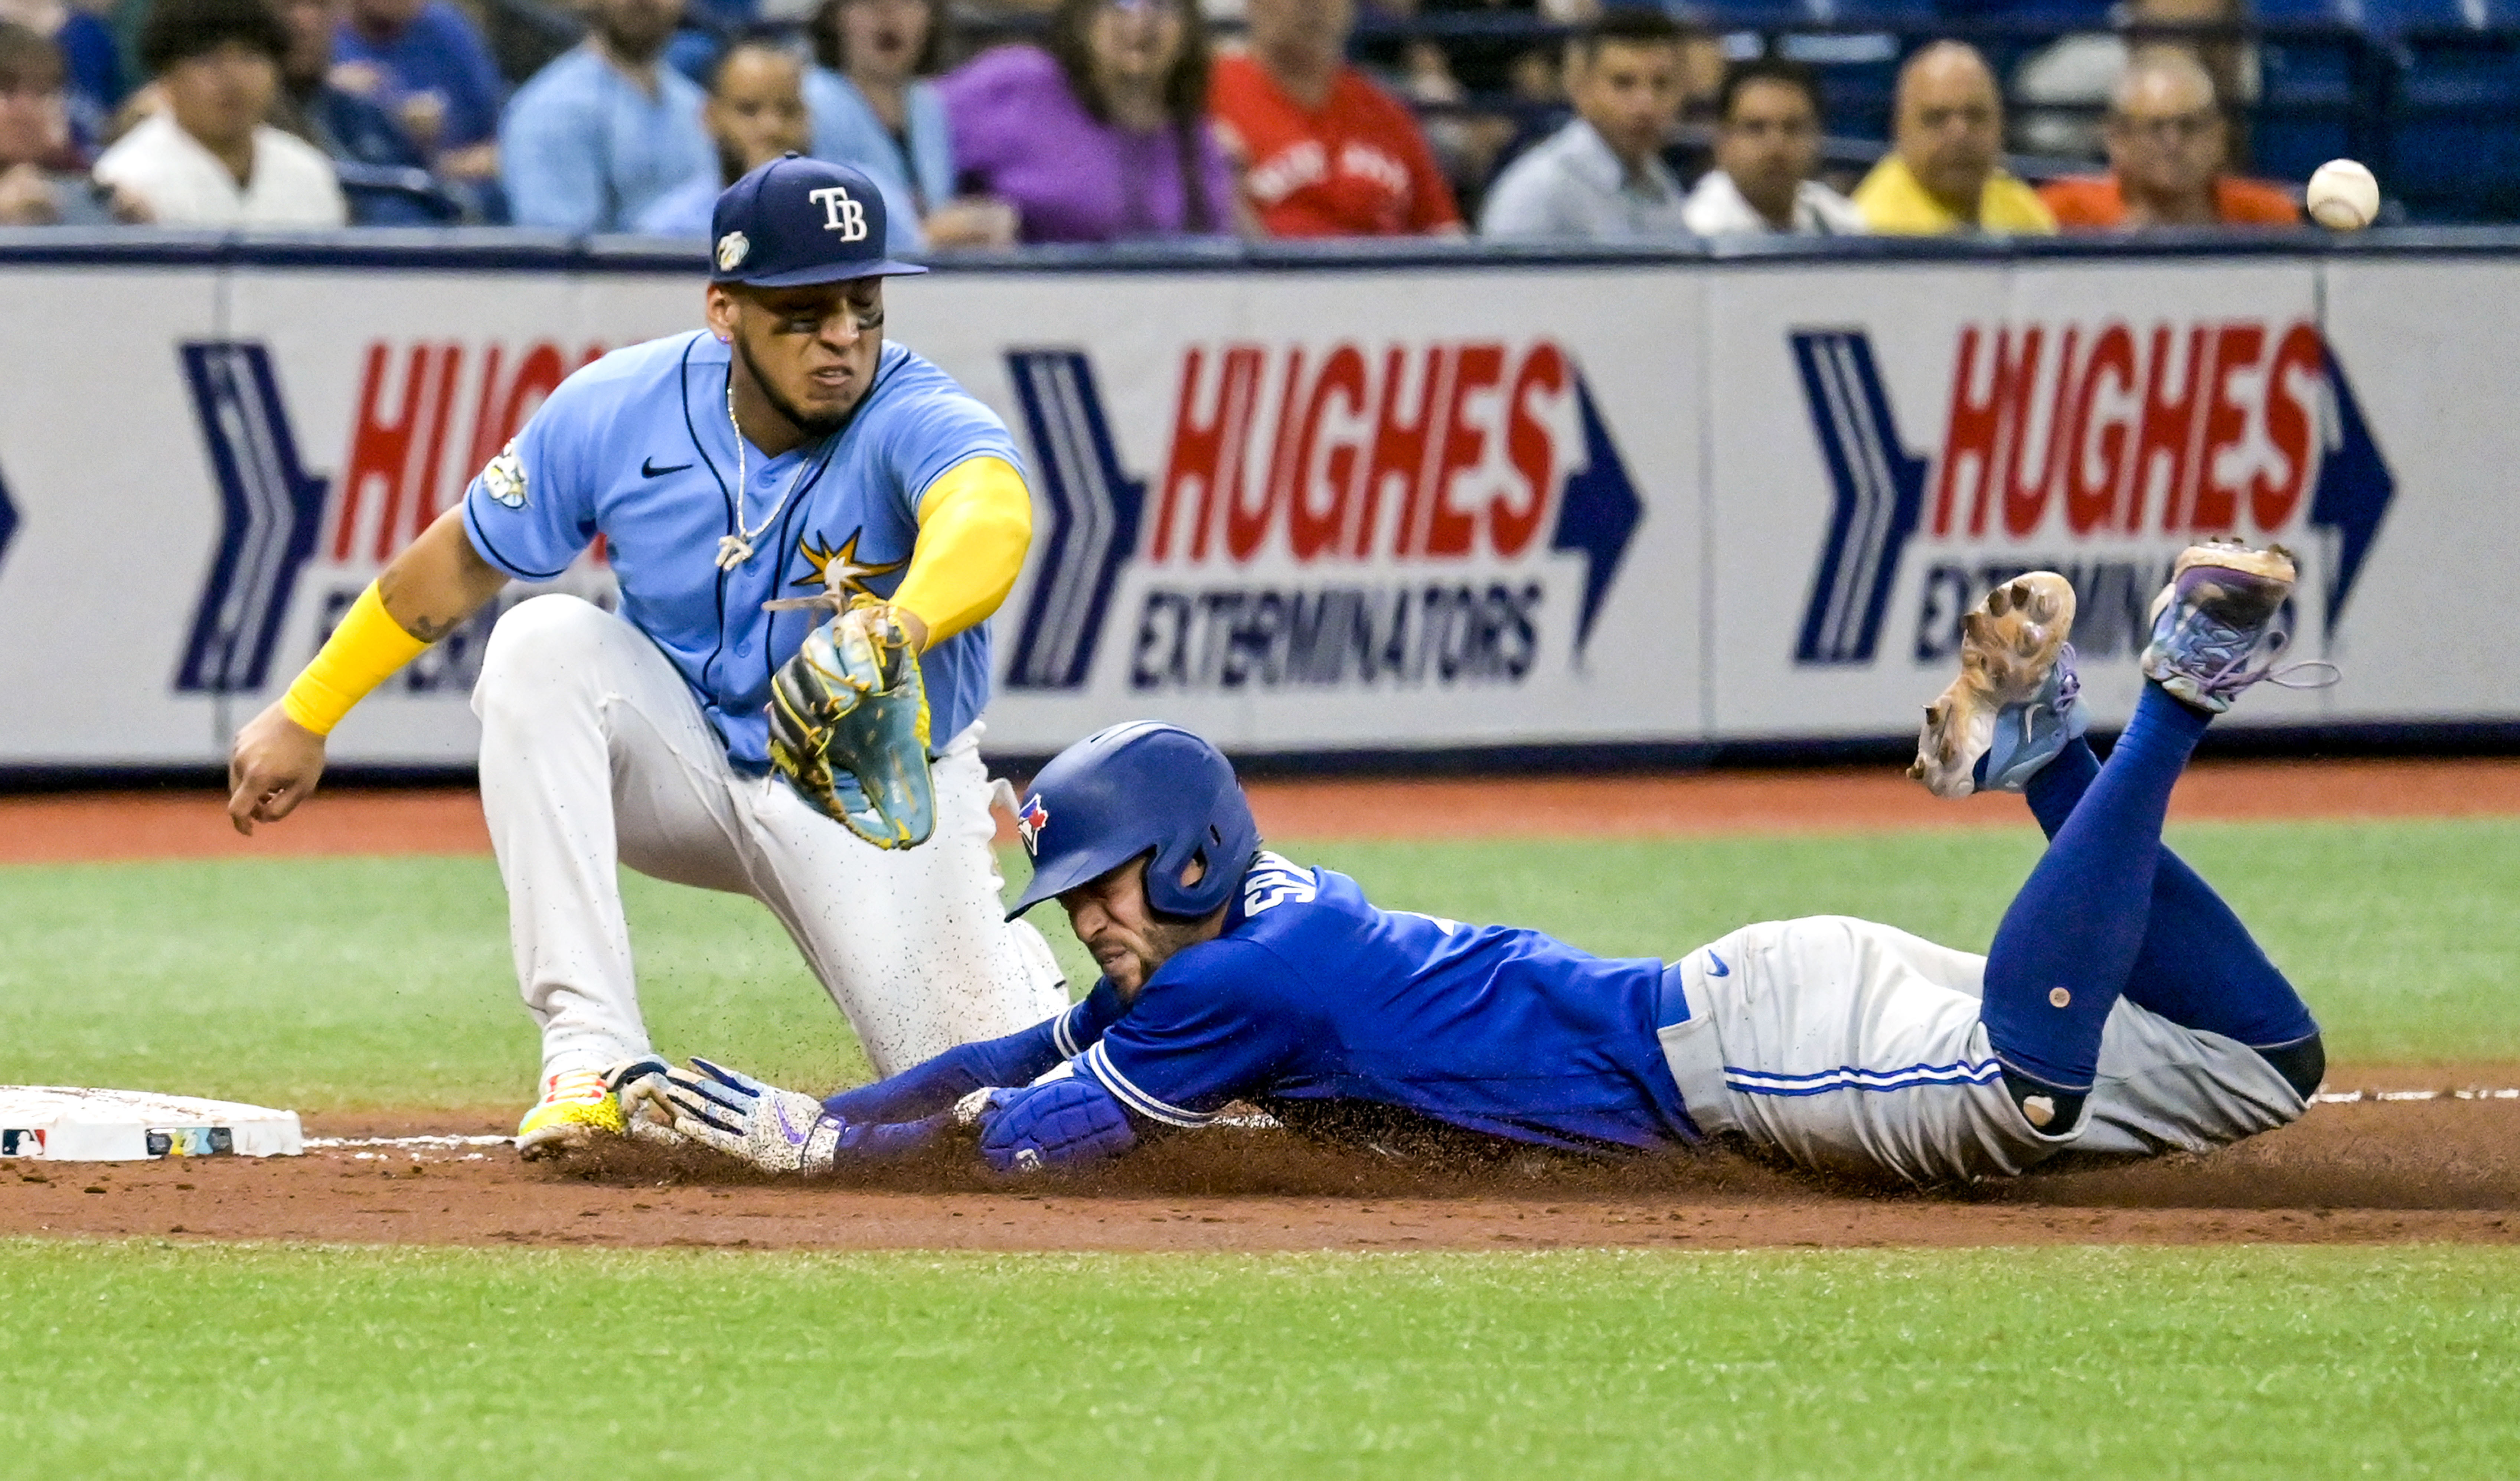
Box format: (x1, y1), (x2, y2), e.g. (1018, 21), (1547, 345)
(614, 539), (2332, 1186)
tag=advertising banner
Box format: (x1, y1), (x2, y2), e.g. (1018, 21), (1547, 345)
(0, 242), (2507, 770)
(908, 268), (1700, 755)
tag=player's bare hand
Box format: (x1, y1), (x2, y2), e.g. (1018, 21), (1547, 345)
(841, 600), (927, 655)
(226, 702), (327, 835)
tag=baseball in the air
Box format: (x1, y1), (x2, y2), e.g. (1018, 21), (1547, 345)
(2306, 159), (2380, 231)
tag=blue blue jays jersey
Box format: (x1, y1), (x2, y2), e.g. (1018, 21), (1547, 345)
(1066, 854), (1699, 1152)
(461, 332), (1020, 771)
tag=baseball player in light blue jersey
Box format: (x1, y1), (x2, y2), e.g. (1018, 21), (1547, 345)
(614, 541), (2333, 1187)
(226, 156), (1068, 1155)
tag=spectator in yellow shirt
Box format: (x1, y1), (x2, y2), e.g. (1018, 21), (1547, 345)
(1855, 41), (2055, 235)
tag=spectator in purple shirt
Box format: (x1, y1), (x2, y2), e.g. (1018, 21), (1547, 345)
(938, 0), (1237, 244)
(328, 0), (500, 181)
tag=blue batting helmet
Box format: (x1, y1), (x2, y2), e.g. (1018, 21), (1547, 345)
(1005, 722), (1259, 921)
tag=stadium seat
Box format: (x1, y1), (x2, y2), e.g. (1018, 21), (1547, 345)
(1801, 0), (1940, 26)
(2253, 0), (2352, 22)
(2357, 0), (2495, 35)
(1689, 0), (1820, 29)
(1777, 30), (1907, 140)
(2253, 32), (2370, 181)
(2389, 30), (2520, 217)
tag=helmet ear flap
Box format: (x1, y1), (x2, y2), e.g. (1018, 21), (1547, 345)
(1151, 837), (1235, 917)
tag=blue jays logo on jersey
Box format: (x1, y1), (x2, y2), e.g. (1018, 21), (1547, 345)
(996, 341), (1643, 697)
(1789, 321), (2395, 675)
(1015, 795), (1048, 855)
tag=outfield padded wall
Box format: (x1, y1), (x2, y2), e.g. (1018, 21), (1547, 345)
(0, 233), (2507, 766)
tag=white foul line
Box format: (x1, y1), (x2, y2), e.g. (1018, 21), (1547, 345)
(305, 1134), (514, 1149)
(2311, 1087), (2520, 1103)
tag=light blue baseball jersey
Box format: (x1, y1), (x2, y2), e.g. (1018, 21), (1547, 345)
(461, 330), (1019, 772)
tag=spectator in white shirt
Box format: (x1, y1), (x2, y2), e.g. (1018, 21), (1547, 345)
(1682, 58), (1864, 236)
(1479, 7), (1692, 243)
(93, 0), (345, 225)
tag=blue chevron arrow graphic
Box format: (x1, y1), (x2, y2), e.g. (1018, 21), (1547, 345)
(0, 459), (18, 584)
(1003, 350), (1147, 691)
(175, 342), (330, 695)
(1790, 329), (1928, 666)
(1548, 373), (1644, 654)
(2308, 343), (2395, 632)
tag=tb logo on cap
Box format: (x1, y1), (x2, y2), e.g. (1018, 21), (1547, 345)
(808, 185), (868, 242)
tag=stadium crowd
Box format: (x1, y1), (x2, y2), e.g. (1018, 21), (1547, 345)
(0, 0), (2312, 236)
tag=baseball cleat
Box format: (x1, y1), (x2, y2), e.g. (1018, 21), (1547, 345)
(515, 1068), (626, 1160)
(2139, 539), (2335, 713)
(1909, 572), (2085, 799)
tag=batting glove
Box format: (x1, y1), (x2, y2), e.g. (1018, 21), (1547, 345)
(659, 1057), (846, 1176)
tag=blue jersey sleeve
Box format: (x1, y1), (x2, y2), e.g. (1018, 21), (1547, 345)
(461, 366), (604, 581)
(879, 377), (1024, 518)
(1072, 941), (1306, 1127)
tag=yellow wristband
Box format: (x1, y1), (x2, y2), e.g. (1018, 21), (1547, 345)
(279, 581), (432, 735)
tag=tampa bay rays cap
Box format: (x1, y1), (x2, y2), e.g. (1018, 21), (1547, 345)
(709, 154), (926, 288)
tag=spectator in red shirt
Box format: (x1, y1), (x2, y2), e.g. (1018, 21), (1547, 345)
(1209, 0), (1461, 237)
(2038, 48), (2297, 231)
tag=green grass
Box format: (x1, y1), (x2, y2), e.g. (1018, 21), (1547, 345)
(1, 1241), (2514, 1479)
(0, 818), (2513, 1110)
(4, 826), (2515, 1475)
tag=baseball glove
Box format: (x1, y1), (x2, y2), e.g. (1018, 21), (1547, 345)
(765, 596), (935, 849)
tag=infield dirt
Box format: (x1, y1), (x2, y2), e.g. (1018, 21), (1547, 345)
(2, 1089), (2515, 1252)
(6, 758), (2515, 1252)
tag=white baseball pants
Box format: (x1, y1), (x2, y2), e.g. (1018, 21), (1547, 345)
(473, 595), (1068, 1085)
(1657, 916), (2307, 1185)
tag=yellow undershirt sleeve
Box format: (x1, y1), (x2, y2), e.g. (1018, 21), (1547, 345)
(889, 456), (1034, 646)
(279, 581), (433, 735)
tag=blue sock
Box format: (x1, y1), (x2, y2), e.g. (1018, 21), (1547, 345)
(1983, 683), (2210, 1089)
(2023, 740), (2319, 1049)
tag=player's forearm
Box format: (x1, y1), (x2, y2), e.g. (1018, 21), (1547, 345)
(280, 511), (506, 735)
(823, 998), (1093, 1122)
(822, 1038), (1032, 1124)
(888, 456), (1031, 647)
(821, 981), (1127, 1123)
(378, 509), (512, 640)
